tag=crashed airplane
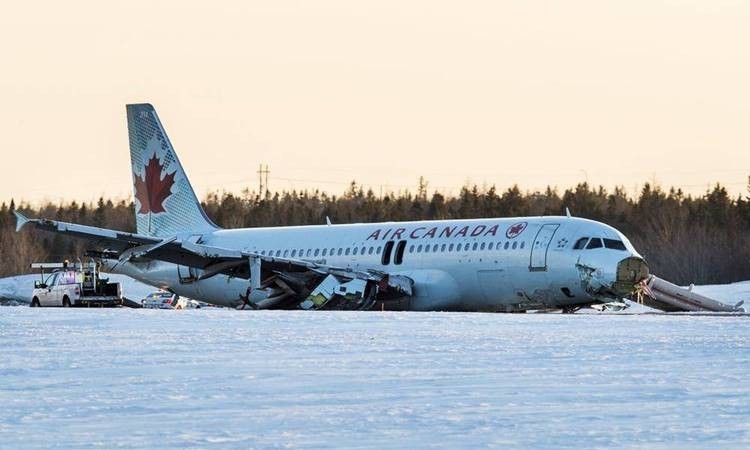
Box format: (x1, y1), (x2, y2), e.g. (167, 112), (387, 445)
(15, 103), (654, 312)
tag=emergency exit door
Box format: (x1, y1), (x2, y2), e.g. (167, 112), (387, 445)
(529, 223), (560, 271)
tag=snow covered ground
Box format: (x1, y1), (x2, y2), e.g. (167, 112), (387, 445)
(0, 309), (748, 449)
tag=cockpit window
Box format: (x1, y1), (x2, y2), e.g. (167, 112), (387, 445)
(573, 238), (589, 250)
(586, 238), (603, 249)
(603, 238), (627, 251)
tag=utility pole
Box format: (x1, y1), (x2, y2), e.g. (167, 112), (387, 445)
(257, 164), (270, 195)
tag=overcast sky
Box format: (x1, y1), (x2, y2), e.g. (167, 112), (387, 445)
(1, 1), (749, 204)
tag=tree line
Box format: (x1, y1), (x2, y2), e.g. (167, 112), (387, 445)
(3, 180), (750, 285)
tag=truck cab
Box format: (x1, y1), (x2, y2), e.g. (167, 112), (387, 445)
(32, 270), (80, 306)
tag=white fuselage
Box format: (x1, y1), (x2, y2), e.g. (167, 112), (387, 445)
(108, 216), (645, 311)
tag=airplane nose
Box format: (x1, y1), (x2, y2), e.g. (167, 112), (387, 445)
(611, 256), (650, 296)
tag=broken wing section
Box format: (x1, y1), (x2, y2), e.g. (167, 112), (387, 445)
(165, 240), (415, 310)
(14, 212), (159, 252)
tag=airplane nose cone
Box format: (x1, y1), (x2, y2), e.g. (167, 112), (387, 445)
(612, 256), (650, 296)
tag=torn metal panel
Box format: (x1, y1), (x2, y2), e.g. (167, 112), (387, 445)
(249, 256), (261, 289)
(300, 275), (341, 310)
(643, 276), (740, 312)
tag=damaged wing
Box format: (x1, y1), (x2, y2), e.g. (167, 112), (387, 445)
(14, 211), (159, 252)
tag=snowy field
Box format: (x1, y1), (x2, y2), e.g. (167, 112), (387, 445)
(1, 309), (749, 449)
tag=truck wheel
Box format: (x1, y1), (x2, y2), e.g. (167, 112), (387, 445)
(62, 296), (71, 307)
(31, 297), (40, 307)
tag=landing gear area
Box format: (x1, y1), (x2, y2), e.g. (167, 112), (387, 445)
(239, 273), (413, 311)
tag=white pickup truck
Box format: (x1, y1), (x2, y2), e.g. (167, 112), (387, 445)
(30, 262), (122, 307)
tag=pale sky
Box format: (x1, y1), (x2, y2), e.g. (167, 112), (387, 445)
(1, 0), (749, 205)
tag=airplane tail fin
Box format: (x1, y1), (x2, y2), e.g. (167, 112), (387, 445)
(126, 103), (218, 238)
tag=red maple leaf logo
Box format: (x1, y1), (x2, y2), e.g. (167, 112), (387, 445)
(134, 153), (176, 214)
(506, 222), (527, 239)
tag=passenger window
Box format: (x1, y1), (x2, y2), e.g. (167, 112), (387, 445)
(314, 249), (320, 257)
(586, 238), (603, 249)
(307, 249), (312, 257)
(603, 238), (627, 251)
(488, 242), (493, 250)
(283, 250), (289, 257)
(520, 242), (525, 249)
(345, 248), (351, 256)
(352, 248), (358, 255)
(322, 249), (327, 256)
(377, 246), (382, 254)
(472, 243), (478, 251)
(504, 242), (510, 250)
(417, 244), (423, 253)
(409, 245), (415, 253)
(291, 250), (297, 257)
(573, 238), (589, 250)
(432, 244), (438, 252)
(441, 244), (446, 252)
(464, 243), (470, 251)
(512, 242), (518, 249)
(337, 248), (343, 256)
(369, 247), (374, 255)
(480, 242), (486, 250)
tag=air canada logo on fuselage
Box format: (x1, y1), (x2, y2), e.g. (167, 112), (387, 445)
(505, 222), (527, 239)
(365, 223), (501, 241)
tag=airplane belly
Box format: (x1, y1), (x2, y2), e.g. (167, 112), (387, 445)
(108, 260), (249, 307)
(398, 270), (462, 311)
(476, 269), (517, 311)
(476, 267), (576, 311)
(187, 277), (250, 307)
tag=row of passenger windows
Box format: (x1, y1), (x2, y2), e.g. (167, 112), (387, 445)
(257, 240), (527, 259)
(409, 241), (525, 253)
(258, 247), (383, 258)
(573, 237), (627, 251)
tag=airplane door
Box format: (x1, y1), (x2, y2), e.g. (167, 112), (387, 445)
(529, 223), (560, 271)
